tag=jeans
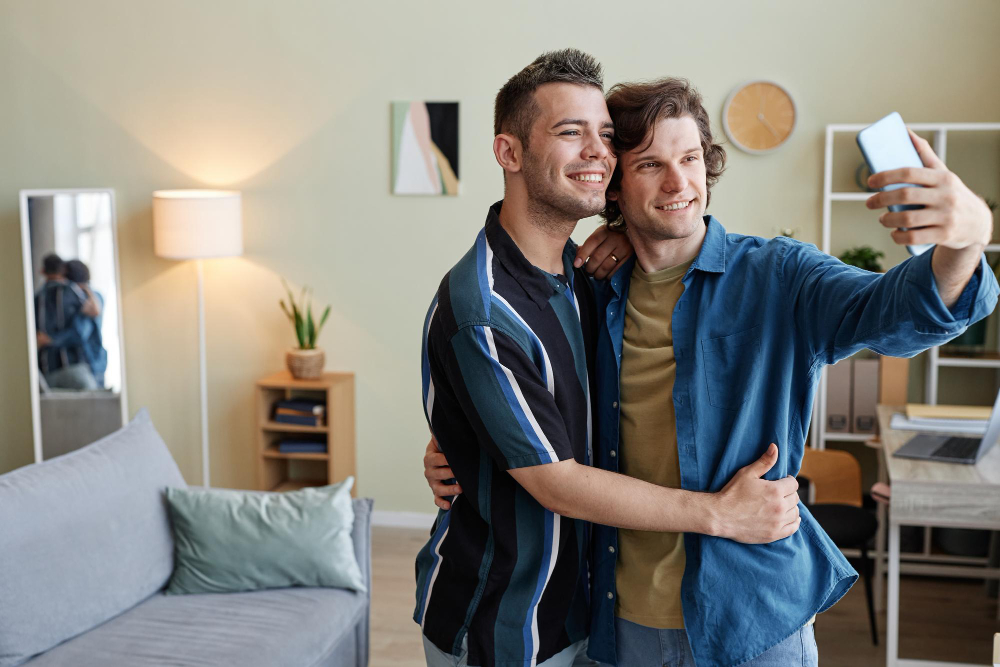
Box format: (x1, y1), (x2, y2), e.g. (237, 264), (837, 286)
(45, 362), (98, 390)
(611, 617), (818, 667)
(422, 635), (598, 667)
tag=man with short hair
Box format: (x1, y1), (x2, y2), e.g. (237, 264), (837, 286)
(417, 50), (802, 667)
(581, 77), (997, 666)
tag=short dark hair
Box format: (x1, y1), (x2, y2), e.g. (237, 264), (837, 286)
(494, 48), (604, 150)
(42, 253), (64, 275)
(601, 78), (726, 228)
(65, 259), (90, 284)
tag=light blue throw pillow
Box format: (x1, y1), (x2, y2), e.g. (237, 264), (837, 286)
(164, 477), (365, 595)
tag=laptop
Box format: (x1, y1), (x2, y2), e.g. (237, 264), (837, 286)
(893, 389), (1000, 464)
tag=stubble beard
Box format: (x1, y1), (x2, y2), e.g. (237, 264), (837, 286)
(521, 150), (606, 234)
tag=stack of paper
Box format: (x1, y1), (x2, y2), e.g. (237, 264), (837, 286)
(891, 403), (990, 435)
(890, 414), (987, 435)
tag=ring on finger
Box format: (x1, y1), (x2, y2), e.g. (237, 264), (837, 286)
(610, 254), (619, 263)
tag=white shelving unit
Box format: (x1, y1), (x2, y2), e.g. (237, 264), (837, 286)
(811, 121), (1000, 450)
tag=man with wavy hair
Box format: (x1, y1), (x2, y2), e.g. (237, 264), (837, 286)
(581, 77), (996, 666)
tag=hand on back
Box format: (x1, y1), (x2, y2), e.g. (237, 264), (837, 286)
(573, 225), (634, 279)
(424, 437), (462, 511)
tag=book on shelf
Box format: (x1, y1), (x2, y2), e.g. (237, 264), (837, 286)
(277, 439), (328, 454)
(274, 399), (325, 415)
(273, 413), (324, 427)
(276, 407), (325, 418)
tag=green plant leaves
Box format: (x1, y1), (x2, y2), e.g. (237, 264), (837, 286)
(280, 277), (330, 350)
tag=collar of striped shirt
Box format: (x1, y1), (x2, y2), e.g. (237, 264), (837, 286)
(484, 201), (574, 309)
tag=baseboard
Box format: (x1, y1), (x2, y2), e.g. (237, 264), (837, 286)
(372, 510), (437, 529)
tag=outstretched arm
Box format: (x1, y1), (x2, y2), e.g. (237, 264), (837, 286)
(785, 127), (997, 366)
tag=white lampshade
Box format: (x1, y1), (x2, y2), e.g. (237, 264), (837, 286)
(153, 190), (243, 259)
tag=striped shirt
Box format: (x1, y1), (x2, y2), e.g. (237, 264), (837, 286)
(415, 201), (597, 667)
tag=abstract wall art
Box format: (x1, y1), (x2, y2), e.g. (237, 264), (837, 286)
(391, 101), (459, 196)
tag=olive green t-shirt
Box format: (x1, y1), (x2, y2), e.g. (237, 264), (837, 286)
(615, 258), (692, 629)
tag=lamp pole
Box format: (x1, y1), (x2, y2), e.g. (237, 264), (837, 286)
(152, 189), (242, 490)
(196, 258), (210, 488)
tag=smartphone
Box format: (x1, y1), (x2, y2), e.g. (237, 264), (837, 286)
(856, 112), (934, 256)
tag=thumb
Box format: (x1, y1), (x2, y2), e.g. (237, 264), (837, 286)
(747, 443), (778, 478)
(908, 128), (946, 170)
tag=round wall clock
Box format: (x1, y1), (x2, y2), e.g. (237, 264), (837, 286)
(722, 81), (796, 154)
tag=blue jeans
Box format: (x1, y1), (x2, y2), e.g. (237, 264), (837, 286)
(611, 617), (818, 667)
(422, 635), (598, 667)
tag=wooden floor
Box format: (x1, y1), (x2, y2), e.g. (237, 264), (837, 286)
(370, 527), (999, 666)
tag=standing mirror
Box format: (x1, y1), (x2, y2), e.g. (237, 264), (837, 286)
(19, 189), (128, 462)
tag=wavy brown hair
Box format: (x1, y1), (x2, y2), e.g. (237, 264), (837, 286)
(601, 78), (726, 228)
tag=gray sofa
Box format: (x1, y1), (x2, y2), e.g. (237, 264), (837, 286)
(0, 408), (372, 667)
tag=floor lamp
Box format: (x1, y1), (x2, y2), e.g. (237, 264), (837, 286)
(153, 190), (242, 488)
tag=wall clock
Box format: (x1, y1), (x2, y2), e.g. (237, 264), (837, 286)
(722, 80), (796, 154)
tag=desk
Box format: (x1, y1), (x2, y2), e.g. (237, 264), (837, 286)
(878, 405), (1000, 667)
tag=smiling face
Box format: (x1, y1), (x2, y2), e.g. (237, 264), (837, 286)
(520, 82), (617, 221)
(610, 115), (708, 242)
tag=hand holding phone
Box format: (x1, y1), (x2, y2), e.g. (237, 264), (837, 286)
(858, 112), (991, 257)
(856, 112), (933, 255)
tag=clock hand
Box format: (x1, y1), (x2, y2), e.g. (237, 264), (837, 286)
(757, 113), (780, 139)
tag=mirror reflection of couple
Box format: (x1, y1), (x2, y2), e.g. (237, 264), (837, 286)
(35, 253), (107, 391)
(414, 49), (997, 667)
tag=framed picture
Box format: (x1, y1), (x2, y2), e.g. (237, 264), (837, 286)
(391, 101), (459, 196)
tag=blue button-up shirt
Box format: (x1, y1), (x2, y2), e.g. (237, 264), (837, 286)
(587, 216), (998, 666)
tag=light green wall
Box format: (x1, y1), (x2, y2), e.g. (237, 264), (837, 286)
(2, 1), (999, 508)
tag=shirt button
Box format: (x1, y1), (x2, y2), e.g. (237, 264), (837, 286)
(607, 592), (614, 600)
(612, 401), (618, 409)
(608, 546), (615, 553)
(610, 450), (616, 457)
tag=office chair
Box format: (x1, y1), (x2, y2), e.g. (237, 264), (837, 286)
(799, 448), (879, 645)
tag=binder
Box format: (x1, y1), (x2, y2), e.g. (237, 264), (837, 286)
(826, 359), (852, 433)
(852, 359), (879, 434)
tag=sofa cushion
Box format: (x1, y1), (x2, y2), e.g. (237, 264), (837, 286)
(0, 408), (186, 667)
(164, 477), (366, 595)
(23, 587), (368, 667)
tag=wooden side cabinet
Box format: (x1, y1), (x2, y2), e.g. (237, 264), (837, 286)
(255, 370), (356, 495)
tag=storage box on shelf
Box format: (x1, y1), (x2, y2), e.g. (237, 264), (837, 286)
(255, 370), (356, 494)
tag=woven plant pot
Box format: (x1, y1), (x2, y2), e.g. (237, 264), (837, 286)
(286, 348), (325, 380)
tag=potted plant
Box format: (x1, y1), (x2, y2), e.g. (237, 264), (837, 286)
(838, 246), (885, 273)
(279, 278), (331, 379)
